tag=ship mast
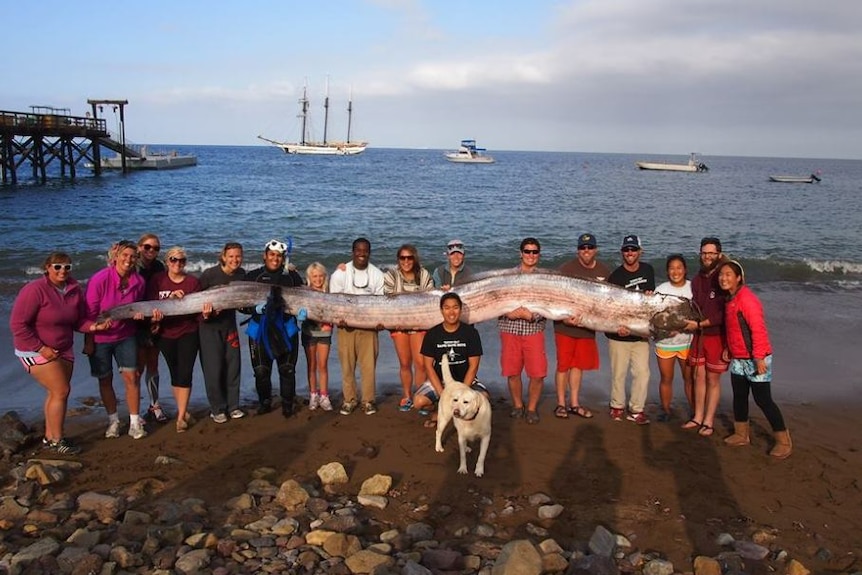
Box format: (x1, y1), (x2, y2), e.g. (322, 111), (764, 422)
(298, 83), (309, 146)
(346, 86), (354, 144)
(322, 76), (330, 145)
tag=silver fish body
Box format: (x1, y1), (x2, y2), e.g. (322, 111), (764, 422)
(100, 271), (699, 339)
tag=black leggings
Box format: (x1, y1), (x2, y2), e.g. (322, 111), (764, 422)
(730, 373), (786, 431)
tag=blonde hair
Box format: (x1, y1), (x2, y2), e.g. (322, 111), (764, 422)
(137, 233), (160, 247)
(305, 262), (329, 292)
(219, 242), (244, 266)
(163, 246), (186, 262)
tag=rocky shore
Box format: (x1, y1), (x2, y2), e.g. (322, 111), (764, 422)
(1, 398), (860, 575)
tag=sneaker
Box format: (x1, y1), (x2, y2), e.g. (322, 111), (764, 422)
(609, 407), (624, 421)
(149, 403), (169, 423)
(210, 412), (229, 424)
(128, 422), (148, 440)
(626, 411), (650, 425)
(42, 437), (82, 455)
(105, 420), (121, 438)
(363, 401), (378, 416)
(309, 392), (320, 411)
(257, 401), (272, 415)
(339, 400), (357, 416)
(319, 395), (333, 412)
(229, 408), (246, 419)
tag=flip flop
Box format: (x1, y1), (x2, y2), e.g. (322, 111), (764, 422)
(682, 419), (703, 430)
(568, 405), (594, 419)
(698, 424), (715, 436)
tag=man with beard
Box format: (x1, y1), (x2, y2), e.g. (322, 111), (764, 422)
(681, 237), (729, 437)
(244, 240), (304, 418)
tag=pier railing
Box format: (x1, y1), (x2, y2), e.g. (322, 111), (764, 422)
(0, 110), (107, 135)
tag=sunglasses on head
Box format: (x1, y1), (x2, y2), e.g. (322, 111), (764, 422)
(168, 257), (187, 264)
(51, 263), (72, 272)
(142, 244), (160, 252)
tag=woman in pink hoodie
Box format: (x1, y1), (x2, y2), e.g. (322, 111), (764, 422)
(10, 252), (111, 454)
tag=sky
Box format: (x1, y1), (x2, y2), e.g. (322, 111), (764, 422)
(4, 0), (861, 159)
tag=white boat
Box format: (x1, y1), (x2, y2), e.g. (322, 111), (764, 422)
(768, 173), (821, 184)
(258, 80), (367, 155)
(100, 146), (197, 170)
(445, 139), (495, 164)
(635, 153), (708, 173)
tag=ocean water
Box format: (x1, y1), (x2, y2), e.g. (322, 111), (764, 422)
(2, 147), (861, 416)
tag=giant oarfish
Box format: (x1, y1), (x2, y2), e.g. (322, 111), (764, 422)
(100, 270), (699, 339)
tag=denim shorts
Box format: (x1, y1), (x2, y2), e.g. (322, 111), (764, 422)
(89, 337), (138, 378)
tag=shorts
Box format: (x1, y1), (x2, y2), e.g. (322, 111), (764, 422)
(554, 333), (599, 372)
(655, 346), (690, 360)
(302, 333), (332, 347)
(687, 333), (728, 373)
(88, 337), (138, 379)
(729, 355), (773, 383)
(500, 331), (547, 378)
(17, 349), (74, 372)
(389, 329), (425, 338)
(416, 379), (489, 403)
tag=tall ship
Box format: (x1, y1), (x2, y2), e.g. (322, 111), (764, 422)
(258, 79), (367, 155)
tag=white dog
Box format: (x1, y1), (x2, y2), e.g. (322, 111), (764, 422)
(435, 355), (492, 477)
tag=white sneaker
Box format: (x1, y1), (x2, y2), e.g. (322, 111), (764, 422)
(309, 392), (320, 411)
(128, 422), (147, 440)
(319, 395), (333, 412)
(229, 408), (246, 419)
(210, 412), (229, 424)
(105, 420), (121, 439)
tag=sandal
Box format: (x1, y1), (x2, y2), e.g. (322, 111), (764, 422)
(682, 419), (703, 430)
(398, 398), (414, 412)
(568, 405), (594, 419)
(423, 417), (437, 429)
(525, 410), (540, 425)
(510, 406), (526, 419)
(698, 424), (714, 437)
(554, 405), (569, 419)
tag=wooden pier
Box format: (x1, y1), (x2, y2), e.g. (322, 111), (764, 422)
(0, 101), (138, 184)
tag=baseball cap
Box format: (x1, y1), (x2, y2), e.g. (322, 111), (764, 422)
(577, 233), (597, 248)
(621, 235), (641, 250)
(447, 239), (465, 255)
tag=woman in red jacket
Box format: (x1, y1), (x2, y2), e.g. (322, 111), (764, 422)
(717, 260), (791, 459)
(10, 252), (111, 454)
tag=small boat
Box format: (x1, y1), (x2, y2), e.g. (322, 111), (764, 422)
(99, 146), (197, 170)
(635, 153), (708, 173)
(258, 79), (367, 156)
(445, 139), (495, 164)
(768, 173), (822, 184)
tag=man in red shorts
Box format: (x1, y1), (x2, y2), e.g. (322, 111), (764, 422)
(681, 237), (729, 436)
(552, 233), (610, 420)
(498, 237), (547, 425)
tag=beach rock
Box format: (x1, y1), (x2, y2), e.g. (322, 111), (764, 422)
(528, 492), (552, 506)
(406, 522), (435, 542)
(357, 494), (388, 509)
(225, 492), (254, 511)
(525, 523), (549, 537)
(492, 539), (542, 574)
(733, 539), (770, 560)
(566, 554), (619, 575)
(715, 532), (735, 546)
(323, 533), (362, 557)
(422, 548), (461, 570)
(538, 503), (564, 519)
(0, 496), (28, 521)
(589, 525), (616, 557)
(359, 473), (392, 496)
(344, 548), (395, 573)
(77, 491), (125, 522)
(276, 479), (309, 510)
(542, 552), (569, 573)
(786, 559), (811, 575)
(307, 529), (336, 545)
(643, 558), (674, 575)
(318, 461), (349, 485)
(69, 554), (104, 575)
(175, 548), (212, 573)
(693, 555), (722, 575)
(403, 560), (433, 575)
(11, 536), (60, 571)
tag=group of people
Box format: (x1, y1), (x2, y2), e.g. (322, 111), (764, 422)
(10, 232), (790, 459)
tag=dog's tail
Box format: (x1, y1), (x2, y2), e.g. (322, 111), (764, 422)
(441, 353), (456, 386)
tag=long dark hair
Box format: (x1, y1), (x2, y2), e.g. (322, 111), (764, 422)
(396, 243), (421, 277)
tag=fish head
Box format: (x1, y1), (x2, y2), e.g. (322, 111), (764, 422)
(650, 296), (699, 339)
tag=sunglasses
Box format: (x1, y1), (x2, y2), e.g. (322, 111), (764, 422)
(168, 257), (187, 264)
(398, 254), (415, 261)
(142, 244), (160, 252)
(522, 249), (540, 255)
(447, 243), (464, 250)
(51, 263), (72, 272)
(622, 247), (640, 253)
(578, 245), (596, 251)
